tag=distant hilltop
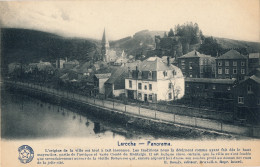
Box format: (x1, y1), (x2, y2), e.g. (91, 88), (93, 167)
(1, 28), (260, 68)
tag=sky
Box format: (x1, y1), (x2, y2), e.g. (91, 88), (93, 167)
(0, 0), (259, 42)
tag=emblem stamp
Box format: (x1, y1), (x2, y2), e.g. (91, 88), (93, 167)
(18, 145), (34, 164)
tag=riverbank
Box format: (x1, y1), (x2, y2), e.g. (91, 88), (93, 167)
(4, 81), (260, 138)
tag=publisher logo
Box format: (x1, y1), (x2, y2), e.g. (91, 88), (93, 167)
(18, 145), (34, 164)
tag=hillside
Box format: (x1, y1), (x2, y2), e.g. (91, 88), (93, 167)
(110, 30), (260, 56)
(1, 28), (98, 73)
(214, 37), (260, 53)
(109, 30), (165, 56)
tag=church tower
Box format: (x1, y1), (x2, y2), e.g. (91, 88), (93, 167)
(101, 29), (110, 62)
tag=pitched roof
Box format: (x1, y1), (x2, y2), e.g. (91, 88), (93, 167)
(137, 57), (176, 71)
(217, 50), (247, 60)
(250, 75), (260, 84)
(249, 53), (260, 59)
(185, 78), (236, 84)
(105, 67), (128, 84)
(94, 73), (111, 79)
(179, 50), (211, 59)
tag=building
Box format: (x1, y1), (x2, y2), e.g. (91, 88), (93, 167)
(234, 69), (260, 123)
(185, 78), (235, 99)
(248, 53), (260, 75)
(104, 67), (129, 98)
(93, 73), (111, 95)
(125, 56), (184, 102)
(216, 50), (248, 80)
(101, 29), (127, 65)
(63, 60), (79, 70)
(177, 50), (215, 78)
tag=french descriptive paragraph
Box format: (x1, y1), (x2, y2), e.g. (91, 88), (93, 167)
(36, 146), (252, 165)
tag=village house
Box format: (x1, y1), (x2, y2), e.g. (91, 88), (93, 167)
(93, 73), (111, 96)
(177, 50), (215, 78)
(233, 68), (260, 123)
(185, 78), (235, 99)
(125, 56), (184, 102)
(63, 60), (79, 69)
(216, 50), (248, 80)
(104, 67), (129, 98)
(248, 53), (260, 75)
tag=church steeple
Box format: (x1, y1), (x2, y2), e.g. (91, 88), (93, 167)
(101, 28), (109, 62)
(102, 28), (109, 48)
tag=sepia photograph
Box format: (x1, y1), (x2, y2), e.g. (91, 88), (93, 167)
(0, 0), (260, 166)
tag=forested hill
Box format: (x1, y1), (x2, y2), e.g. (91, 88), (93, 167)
(1, 28), (98, 69)
(214, 37), (260, 53)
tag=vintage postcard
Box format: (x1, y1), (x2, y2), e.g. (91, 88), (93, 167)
(1, 0), (260, 166)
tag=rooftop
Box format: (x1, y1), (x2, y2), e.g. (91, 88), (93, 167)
(217, 50), (247, 60)
(105, 66), (128, 84)
(94, 73), (111, 79)
(179, 50), (211, 59)
(185, 78), (236, 84)
(249, 53), (260, 59)
(136, 56), (179, 71)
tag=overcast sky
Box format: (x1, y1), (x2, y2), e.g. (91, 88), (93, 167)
(0, 0), (259, 42)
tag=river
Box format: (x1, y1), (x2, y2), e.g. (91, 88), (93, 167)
(1, 89), (177, 140)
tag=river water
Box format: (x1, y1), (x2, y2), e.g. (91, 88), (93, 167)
(1, 89), (176, 140)
(1, 87), (234, 140)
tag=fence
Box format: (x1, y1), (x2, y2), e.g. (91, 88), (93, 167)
(6, 81), (260, 138)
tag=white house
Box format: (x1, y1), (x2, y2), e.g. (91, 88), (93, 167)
(125, 56), (184, 102)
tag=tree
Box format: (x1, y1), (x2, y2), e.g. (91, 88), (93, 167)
(168, 28), (174, 37)
(198, 37), (224, 57)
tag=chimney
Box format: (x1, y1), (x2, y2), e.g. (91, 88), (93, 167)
(136, 66), (138, 78)
(167, 56), (170, 66)
(195, 51), (197, 56)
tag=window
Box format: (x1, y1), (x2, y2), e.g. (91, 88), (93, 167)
(138, 83), (142, 90)
(169, 83), (172, 89)
(238, 96), (244, 104)
(149, 94), (153, 101)
(205, 84), (208, 90)
(247, 85), (252, 93)
(181, 60), (185, 65)
(172, 70), (176, 76)
(144, 85), (147, 90)
(233, 68), (237, 74)
(241, 61), (245, 66)
(189, 62), (192, 69)
(168, 93), (172, 99)
(138, 71), (142, 79)
(148, 71), (152, 79)
(212, 85), (216, 90)
(149, 84), (152, 90)
(225, 67), (229, 74)
(218, 67), (222, 74)
(138, 93), (142, 100)
(225, 61), (229, 66)
(233, 61), (237, 66)
(227, 86), (231, 91)
(257, 98), (260, 105)
(189, 74), (193, 77)
(186, 83), (189, 88)
(218, 61), (222, 66)
(163, 71), (167, 77)
(129, 80), (132, 88)
(241, 68), (245, 74)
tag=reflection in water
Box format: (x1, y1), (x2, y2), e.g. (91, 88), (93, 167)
(1, 89), (159, 140)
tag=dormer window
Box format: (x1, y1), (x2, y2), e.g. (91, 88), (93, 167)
(148, 71), (152, 79)
(138, 71), (142, 79)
